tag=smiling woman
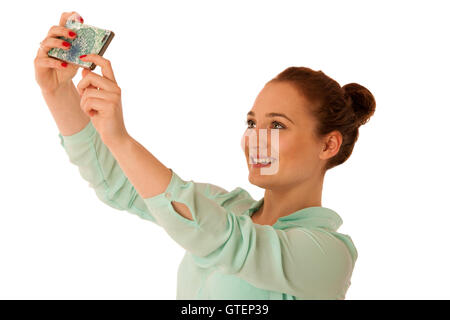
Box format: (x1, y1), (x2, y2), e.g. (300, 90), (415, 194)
(35, 11), (375, 300)
(241, 67), (375, 225)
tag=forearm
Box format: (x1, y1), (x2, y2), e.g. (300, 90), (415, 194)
(42, 81), (90, 136)
(106, 136), (173, 200)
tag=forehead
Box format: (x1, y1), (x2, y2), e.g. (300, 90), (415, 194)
(251, 81), (311, 119)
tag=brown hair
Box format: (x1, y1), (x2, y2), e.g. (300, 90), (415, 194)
(267, 66), (376, 172)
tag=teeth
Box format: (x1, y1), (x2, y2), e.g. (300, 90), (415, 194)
(251, 156), (274, 164)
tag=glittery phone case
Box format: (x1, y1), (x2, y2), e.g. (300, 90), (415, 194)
(48, 19), (115, 71)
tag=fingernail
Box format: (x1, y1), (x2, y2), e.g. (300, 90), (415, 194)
(79, 55), (87, 59)
(69, 31), (77, 38)
(79, 16), (84, 23)
(63, 41), (71, 47)
(61, 62), (68, 67)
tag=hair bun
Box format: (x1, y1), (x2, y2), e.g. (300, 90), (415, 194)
(342, 83), (376, 127)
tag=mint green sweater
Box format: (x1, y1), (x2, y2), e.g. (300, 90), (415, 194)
(58, 121), (358, 300)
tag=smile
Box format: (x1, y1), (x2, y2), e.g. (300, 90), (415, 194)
(250, 156), (276, 164)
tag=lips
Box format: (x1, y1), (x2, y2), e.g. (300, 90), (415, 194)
(249, 155), (276, 164)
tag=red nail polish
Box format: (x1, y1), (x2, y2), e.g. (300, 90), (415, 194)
(63, 41), (71, 47)
(79, 55), (87, 59)
(61, 62), (68, 67)
(79, 16), (84, 23)
(69, 31), (76, 37)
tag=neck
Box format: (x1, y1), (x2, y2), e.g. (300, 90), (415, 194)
(253, 172), (325, 225)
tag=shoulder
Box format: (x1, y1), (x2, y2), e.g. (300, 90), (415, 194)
(172, 170), (257, 215)
(193, 181), (257, 214)
(287, 226), (356, 273)
(282, 227), (356, 299)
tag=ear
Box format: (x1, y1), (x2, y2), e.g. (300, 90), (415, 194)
(319, 130), (342, 160)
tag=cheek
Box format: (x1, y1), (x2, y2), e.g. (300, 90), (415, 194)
(277, 134), (315, 166)
(277, 137), (295, 162)
(241, 133), (251, 158)
(240, 133), (246, 152)
(241, 130), (259, 155)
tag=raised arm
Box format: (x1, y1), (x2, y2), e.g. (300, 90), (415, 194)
(69, 53), (182, 219)
(35, 11), (92, 137)
(34, 12), (157, 220)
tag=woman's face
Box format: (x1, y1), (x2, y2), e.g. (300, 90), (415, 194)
(241, 81), (327, 189)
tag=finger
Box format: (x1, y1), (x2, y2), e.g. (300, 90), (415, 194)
(59, 11), (83, 27)
(79, 69), (98, 95)
(37, 35), (71, 60)
(80, 87), (120, 107)
(80, 97), (112, 118)
(77, 71), (118, 95)
(39, 36), (72, 54)
(34, 56), (71, 70)
(81, 67), (92, 79)
(79, 54), (117, 83)
(37, 11), (81, 59)
(77, 71), (120, 95)
(79, 83), (99, 97)
(47, 25), (78, 40)
(80, 69), (109, 90)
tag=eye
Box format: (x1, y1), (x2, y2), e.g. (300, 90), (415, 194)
(246, 119), (285, 129)
(272, 121), (285, 129)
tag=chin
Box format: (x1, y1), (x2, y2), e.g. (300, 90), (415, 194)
(248, 175), (279, 190)
(248, 164), (280, 183)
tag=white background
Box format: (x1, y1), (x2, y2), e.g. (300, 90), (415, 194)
(1, 0), (449, 299)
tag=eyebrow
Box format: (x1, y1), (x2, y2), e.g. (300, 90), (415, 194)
(247, 111), (295, 125)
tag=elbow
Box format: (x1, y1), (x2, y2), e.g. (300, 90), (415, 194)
(92, 178), (138, 211)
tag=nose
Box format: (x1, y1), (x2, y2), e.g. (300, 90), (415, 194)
(248, 146), (271, 156)
(241, 129), (275, 154)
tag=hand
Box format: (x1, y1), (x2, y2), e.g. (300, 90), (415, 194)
(34, 11), (84, 94)
(76, 54), (129, 146)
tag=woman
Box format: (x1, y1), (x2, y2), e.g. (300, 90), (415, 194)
(35, 12), (375, 300)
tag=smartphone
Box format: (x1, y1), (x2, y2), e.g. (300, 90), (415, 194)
(48, 19), (115, 71)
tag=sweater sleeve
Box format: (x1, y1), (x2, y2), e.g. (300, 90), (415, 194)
(142, 170), (355, 299)
(58, 121), (159, 224)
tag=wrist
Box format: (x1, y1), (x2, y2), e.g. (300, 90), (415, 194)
(103, 132), (133, 151)
(41, 81), (74, 97)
